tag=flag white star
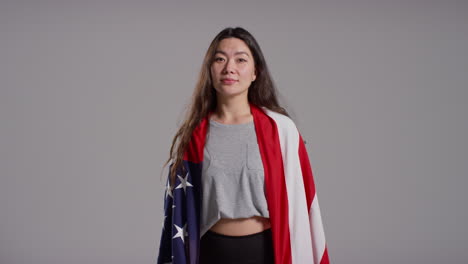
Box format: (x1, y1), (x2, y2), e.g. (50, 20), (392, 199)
(175, 172), (193, 193)
(172, 223), (188, 243)
(165, 180), (173, 199)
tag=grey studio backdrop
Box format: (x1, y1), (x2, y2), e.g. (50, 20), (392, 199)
(1, 1), (467, 263)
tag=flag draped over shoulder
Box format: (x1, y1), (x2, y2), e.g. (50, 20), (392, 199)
(157, 104), (329, 264)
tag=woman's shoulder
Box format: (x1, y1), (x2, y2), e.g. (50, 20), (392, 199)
(260, 107), (298, 132)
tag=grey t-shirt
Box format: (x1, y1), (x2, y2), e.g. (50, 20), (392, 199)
(200, 119), (270, 237)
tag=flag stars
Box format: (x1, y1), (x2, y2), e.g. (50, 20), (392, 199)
(172, 223), (188, 243)
(165, 180), (173, 199)
(175, 173), (193, 193)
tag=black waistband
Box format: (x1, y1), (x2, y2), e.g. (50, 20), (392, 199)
(204, 228), (272, 239)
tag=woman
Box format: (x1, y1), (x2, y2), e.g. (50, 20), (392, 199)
(157, 27), (329, 264)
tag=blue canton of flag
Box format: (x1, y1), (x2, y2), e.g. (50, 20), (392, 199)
(157, 161), (202, 264)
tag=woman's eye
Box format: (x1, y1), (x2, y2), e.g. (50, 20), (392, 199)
(238, 58), (247, 62)
(214, 57), (224, 62)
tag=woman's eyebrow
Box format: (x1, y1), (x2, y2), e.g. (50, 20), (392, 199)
(215, 50), (250, 57)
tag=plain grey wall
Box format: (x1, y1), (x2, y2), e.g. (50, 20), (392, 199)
(1, 0), (467, 263)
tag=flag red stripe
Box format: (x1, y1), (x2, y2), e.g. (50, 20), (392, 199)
(299, 134), (330, 264)
(252, 105), (292, 264)
(183, 116), (210, 163)
(298, 133), (316, 208)
(320, 247), (330, 264)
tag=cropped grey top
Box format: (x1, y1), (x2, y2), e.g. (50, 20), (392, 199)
(200, 119), (270, 237)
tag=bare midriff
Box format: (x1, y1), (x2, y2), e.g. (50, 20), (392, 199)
(209, 216), (271, 236)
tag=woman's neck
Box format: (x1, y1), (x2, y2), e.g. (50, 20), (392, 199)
(212, 98), (252, 125)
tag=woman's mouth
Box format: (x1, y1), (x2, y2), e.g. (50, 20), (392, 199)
(221, 79), (238, 84)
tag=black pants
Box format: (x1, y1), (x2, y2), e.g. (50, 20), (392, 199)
(199, 228), (274, 264)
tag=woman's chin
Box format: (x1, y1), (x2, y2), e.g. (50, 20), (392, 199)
(218, 91), (248, 100)
(215, 87), (248, 98)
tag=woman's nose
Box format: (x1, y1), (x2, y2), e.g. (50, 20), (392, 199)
(222, 59), (235, 73)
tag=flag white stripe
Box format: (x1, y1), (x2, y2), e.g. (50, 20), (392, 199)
(310, 194), (326, 263)
(265, 109), (314, 263)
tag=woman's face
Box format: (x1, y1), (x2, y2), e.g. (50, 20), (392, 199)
(210, 37), (257, 99)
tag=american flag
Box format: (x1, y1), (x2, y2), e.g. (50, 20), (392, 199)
(157, 104), (329, 264)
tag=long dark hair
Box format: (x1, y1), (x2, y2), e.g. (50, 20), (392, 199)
(164, 27), (289, 185)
